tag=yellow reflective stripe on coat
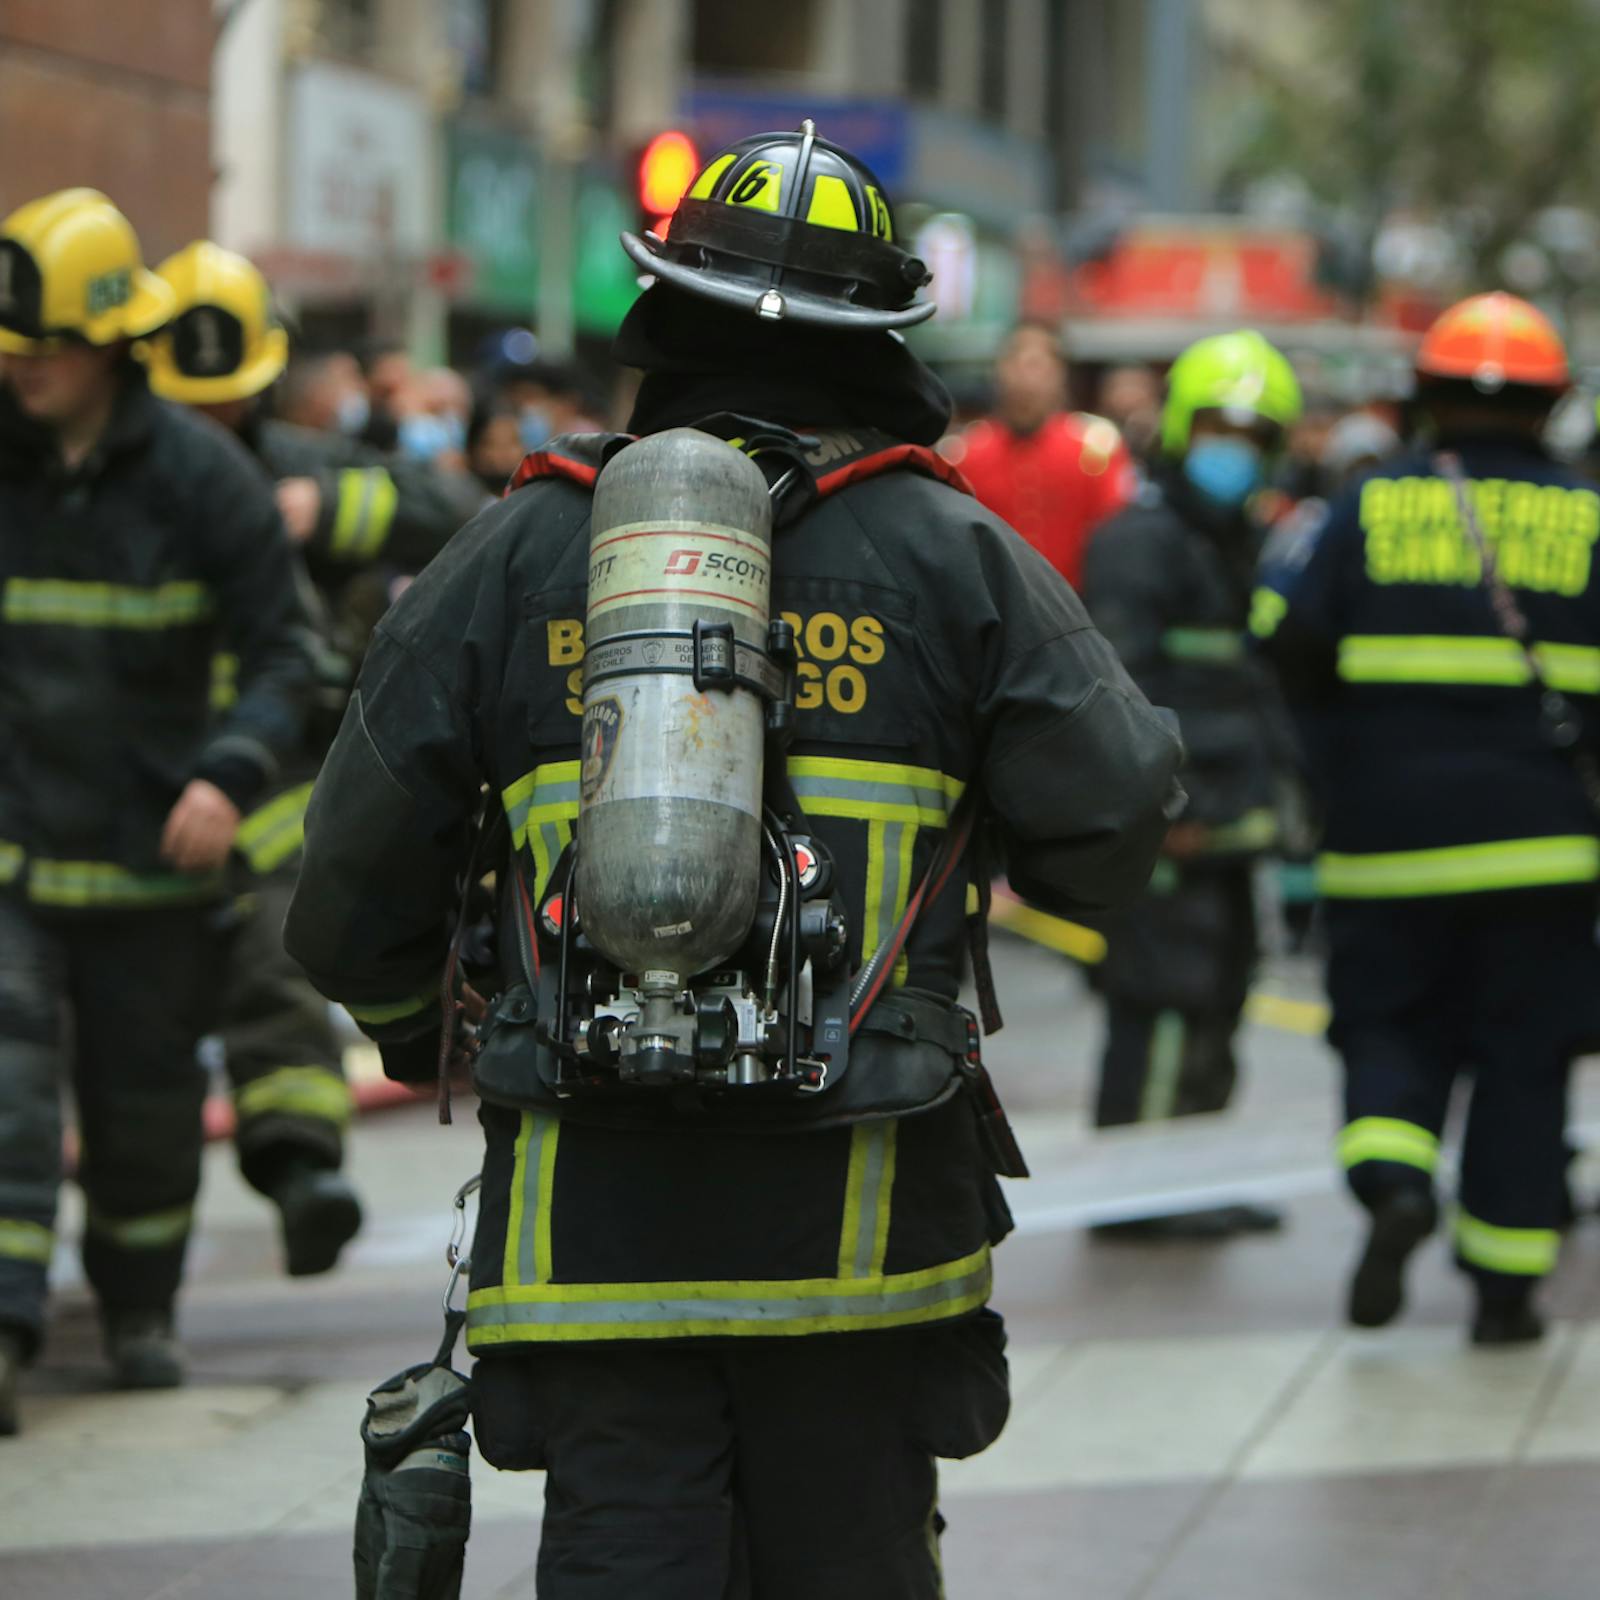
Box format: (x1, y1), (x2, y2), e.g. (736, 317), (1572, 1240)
(1161, 627), (1245, 663)
(789, 756), (964, 986)
(1249, 586), (1289, 640)
(1455, 1209), (1559, 1276)
(838, 1122), (898, 1280)
(235, 782), (315, 874)
(0, 839), (22, 885)
(0, 1219), (53, 1264)
(2, 578), (214, 629)
(464, 1244), (992, 1344)
(1338, 1116), (1440, 1174)
(346, 982), (440, 1027)
(503, 1112), (560, 1288)
(501, 761), (580, 897)
(329, 467), (400, 560)
(1317, 836), (1600, 898)
(1338, 634), (1600, 693)
(84, 1203), (193, 1250)
(234, 1066), (352, 1128)
(27, 859), (222, 908)
(210, 651), (240, 713)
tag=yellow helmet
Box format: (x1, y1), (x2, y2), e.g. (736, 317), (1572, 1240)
(0, 188), (175, 353)
(141, 241), (289, 404)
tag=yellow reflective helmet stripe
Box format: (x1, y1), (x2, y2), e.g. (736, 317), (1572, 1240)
(1317, 836), (1600, 898)
(0, 1219), (53, 1264)
(3, 578), (213, 630)
(234, 1066), (352, 1128)
(1338, 1117), (1440, 1173)
(1455, 1209), (1559, 1276)
(1338, 634), (1600, 694)
(687, 152), (737, 201)
(806, 173), (861, 232)
(726, 159), (782, 213)
(864, 186), (893, 241)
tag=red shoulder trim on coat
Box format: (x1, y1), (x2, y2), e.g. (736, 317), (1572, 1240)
(813, 443), (975, 500)
(504, 434), (632, 496)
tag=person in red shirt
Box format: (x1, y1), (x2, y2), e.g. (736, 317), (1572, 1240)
(949, 321), (1138, 587)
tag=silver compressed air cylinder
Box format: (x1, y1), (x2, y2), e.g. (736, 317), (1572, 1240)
(575, 427), (773, 981)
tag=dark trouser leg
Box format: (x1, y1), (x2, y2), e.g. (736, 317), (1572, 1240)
(1095, 1002), (1163, 1127)
(67, 908), (212, 1316)
(1325, 900), (1459, 1208)
(219, 872), (349, 1195)
(0, 897), (66, 1355)
(475, 1345), (738, 1599)
(1454, 891), (1598, 1294)
(729, 1316), (1009, 1600)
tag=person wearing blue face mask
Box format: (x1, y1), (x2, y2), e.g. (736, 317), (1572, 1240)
(1079, 330), (1304, 1239)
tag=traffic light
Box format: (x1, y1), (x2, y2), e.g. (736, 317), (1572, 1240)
(636, 130), (699, 238)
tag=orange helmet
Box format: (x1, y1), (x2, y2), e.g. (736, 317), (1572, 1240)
(1415, 291), (1569, 390)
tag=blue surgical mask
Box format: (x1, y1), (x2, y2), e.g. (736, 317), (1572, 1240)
(518, 404), (552, 451)
(399, 411), (465, 462)
(335, 390), (371, 436)
(1183, 437), (1263, 507)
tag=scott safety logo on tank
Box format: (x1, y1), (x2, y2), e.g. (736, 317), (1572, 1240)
(581, 696), (623, 805)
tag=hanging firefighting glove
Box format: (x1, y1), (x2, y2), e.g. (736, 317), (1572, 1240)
(353, 1322), (474, 1600)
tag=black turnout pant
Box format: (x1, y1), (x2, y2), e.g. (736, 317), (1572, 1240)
(472, 1314), (1010, 1599)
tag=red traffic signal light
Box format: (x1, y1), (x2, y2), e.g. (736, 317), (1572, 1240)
(637, 130), (699, 236)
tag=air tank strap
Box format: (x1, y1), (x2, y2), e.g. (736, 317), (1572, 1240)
(582, 623), (790, 700)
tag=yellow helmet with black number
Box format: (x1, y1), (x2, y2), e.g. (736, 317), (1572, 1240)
(0, 188), (175, 353)
(622, 121), (934, 331)
(141, 242), (289, 404)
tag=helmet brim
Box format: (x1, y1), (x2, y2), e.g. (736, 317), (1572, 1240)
(621, 231), (935, 332)
(0, 267), (176, 351)
(140, 325), (289, 405)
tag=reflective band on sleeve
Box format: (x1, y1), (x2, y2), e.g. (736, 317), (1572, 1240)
(465, 1244), (992, 1344)
(1338, 1116), (1440, 1174)
(330, 468), (400, 560)
(1161, 627), (1246, 663)
(0, 1219), (53, 1264)
(1201, 808), (1279, 854)
(0, 840), (21, 885)
(234, 782), (315, 874)
(234, 1065), (352, 1128)
(85, 1203), (193, 1250)
(1455, 1209), (1559, 1277)
(1249, 587), (1289, 640)
(2, 578), (214, 630)
(838, 1121), (898, 1280)
(1316, 837), (1600, 898)
(345, 983), (440, 1027)
(1338, 635), (1600, 694)
(210, 651), (239, 713)
(28, 859), (221, 908)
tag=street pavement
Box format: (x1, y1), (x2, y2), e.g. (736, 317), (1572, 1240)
(4, 930), (1600, 1598)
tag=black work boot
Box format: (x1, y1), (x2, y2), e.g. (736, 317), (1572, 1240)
(105, 1310), (185, 1390)
(0, 1325), (25, 1436)
(1348, 1187), (1438, 1329)
(1471, 1278), (1546, 1347)
(274, 1164), (363, 1278)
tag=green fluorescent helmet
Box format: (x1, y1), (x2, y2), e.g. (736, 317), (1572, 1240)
(1160, 329), (1303, 455)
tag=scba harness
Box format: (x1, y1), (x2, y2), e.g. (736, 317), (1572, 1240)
(465, 424), (1022, 1169)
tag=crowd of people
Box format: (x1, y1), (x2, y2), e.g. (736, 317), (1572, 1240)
(1, 131), (1599, 1593)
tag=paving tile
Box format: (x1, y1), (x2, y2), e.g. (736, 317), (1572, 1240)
(1241, 1324), (1570, 1480)
(1140, 1466), (1496, 1600)
(1527, 1318), (1600, 1462)
(941, 1330), (1323, 1495)
(1449, 1460), (1600, 1600)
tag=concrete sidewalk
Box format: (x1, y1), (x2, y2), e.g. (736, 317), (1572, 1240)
(5, 941), (1599, 1598)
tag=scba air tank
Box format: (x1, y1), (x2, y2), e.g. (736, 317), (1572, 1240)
(575, 428), (773, 984)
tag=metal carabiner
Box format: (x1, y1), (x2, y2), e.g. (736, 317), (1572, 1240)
(445, 1172), (482, 1270)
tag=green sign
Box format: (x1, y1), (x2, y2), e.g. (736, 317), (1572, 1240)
(447, 122), (541, 313)
(445, 123), (640, 333)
